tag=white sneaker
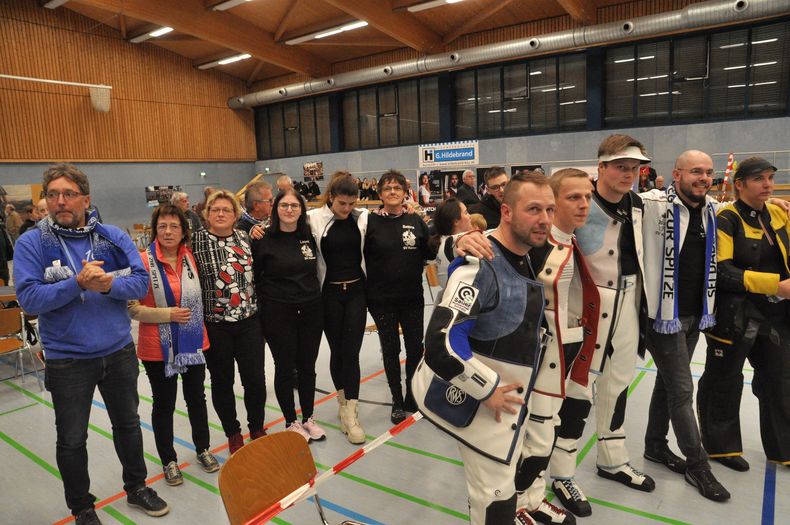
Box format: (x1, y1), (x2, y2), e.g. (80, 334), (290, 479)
(597, 463), (655, 492)
(528, 498), (575, 525)
(286, 421), (311, 442)
(302, 417), (327, 441)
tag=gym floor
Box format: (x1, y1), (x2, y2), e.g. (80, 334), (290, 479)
(1, 284), (786, 525)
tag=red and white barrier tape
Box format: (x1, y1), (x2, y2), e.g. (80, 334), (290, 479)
(246, 411), (424, 525)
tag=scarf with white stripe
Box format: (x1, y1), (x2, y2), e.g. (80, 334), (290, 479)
(146, 243), (205, 377)
(653, 184), (717, 334)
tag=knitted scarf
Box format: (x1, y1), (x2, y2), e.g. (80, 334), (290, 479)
(653, 184), (717, 334)
(145, 242), (205, 377)
(40, 210), (131, 293)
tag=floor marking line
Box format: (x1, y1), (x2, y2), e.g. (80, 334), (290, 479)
(0, 401), (37, 416)
(761, 460), (776, 525)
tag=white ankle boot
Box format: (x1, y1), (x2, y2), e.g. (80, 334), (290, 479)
(341, 399), (366, 444)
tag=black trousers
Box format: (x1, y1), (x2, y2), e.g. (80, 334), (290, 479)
(322, 280), (367, 399)
(368, 299), (425, 403)
(204, 316), (266, 437)
(698, 311), (790, 463)
(141, 360), (210, 465)
(260, 297), (323, 424)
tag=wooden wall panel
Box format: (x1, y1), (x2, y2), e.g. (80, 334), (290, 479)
(0, 0), (255, 162)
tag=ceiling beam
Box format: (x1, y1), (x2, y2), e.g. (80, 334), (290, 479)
(246, 60), (267, 87)
(117, 13), (127, 38)
(556, 0), (597, 24)
(442, 0), (517, 45)
(300, 37), (401, 47)
(320, 0), (442, 52)
(72, 0), (329, 76)
(274, 0), (303, 41)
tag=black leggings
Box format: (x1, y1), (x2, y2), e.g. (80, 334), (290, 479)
(260, 298), (323, 424)
(322, 280), (367, 399)
(368, 300), (425, 402)
(204, 316), (266, 437)
(141, 360), (210, 464)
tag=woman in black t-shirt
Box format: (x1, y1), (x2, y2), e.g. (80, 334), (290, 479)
(252, 189), (325, 443)
(365, 170), (436, 424)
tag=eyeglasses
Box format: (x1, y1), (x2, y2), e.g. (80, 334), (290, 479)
(156, 223), (183, 232)
(381, 185), (404, 193)
(278, 203), (300, 210)
(45, 190), (84, 202)
(255, 199), (274, 205)
(677, 168), (715, 177)
(209, 207), (234, 215)
(487, 182), (508, 192)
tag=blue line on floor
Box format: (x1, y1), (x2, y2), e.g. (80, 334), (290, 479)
(90, 399), (227, 463)
(307, 496), (386, 525)
(761, 461), (776, 525)
(635, 366), (753, 385)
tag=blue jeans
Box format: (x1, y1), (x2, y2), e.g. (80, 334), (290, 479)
(45, 342), (148, 515)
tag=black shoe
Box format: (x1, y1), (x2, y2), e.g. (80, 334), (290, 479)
(390, 405), (408, 425)
(403, 391), (418, 413)
(685, 468), (731, 502)
(75, 508), (103, 525)
(713, 456), (749, 472)
(127, 487), (169, 517)
(644, 448), (687, 474)
(551, 479), (592, 517)
(597, 463), (656, 492)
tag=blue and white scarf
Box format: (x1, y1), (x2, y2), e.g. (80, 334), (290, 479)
(39, 209), (131, 294)
(654, 184), (717, 334)
(145, 242), (205, 377)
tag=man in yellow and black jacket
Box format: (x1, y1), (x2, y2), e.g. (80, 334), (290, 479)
(698, 157), (790, 472)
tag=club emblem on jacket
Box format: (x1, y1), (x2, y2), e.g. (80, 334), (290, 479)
(402, 229), (416, 248)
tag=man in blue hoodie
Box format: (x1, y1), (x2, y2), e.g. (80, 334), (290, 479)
(14, 164), (168, 525)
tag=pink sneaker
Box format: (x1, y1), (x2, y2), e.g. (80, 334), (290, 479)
(286, 421), (311, 442)
(302, 417), (327, 441)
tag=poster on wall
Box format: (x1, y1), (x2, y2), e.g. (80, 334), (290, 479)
(1, 184), (43, 217)
(511, 165), (545, 176)
(550, 165), (598, 180)
(145, 185), (181, 208)
(303, 161), (324, 181)
(418, 141), (479, 169)
(443, 171), (463, 199)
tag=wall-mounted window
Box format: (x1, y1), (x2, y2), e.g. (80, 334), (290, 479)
(453, 53), (587, 138)
(342, 77), (440, 151)
(605, 20), (790, 126)
(254, 96), (331, 160)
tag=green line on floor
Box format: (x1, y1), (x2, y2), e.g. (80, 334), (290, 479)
(0, 401), (37, 417)
(0, 430), (62, 479)
(588, 497), (692, 525)
(315, 462), (469, 521)
(101, 506), (137, 525)
(575, 358), (654, 468)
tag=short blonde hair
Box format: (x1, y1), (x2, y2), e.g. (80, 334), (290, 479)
(203, 189), (241, 220)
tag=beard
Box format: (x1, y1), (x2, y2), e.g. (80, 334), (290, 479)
(512, 225), (549, 249)
(677, 181), (708, 204)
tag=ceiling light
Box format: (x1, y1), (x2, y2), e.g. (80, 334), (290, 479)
(129, 26), (174, 43)
(42, 0), (69, 8)
(197, 53), (252, 70)
(407, 0), (465, 13)
(286, 20), (368, 45)
(211, 0), (253, 11)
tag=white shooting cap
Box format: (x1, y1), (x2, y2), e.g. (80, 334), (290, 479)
(598, 145), (651, 164)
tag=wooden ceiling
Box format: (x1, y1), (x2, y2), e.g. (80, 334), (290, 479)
(57, 0), (691, 91)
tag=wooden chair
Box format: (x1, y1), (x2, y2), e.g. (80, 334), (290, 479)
(219, 431), (367, 525)
(0, 307), (43, 391)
